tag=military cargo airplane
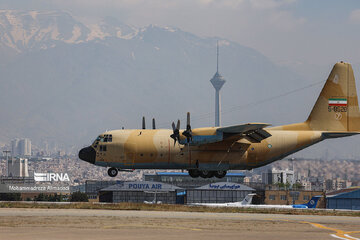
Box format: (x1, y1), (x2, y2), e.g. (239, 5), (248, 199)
(79, 62), (360, 178)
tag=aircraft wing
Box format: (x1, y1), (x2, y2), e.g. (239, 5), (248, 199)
(187, 123), (271, 147)
(217, 123), (272, 143)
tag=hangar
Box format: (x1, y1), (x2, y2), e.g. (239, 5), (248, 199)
(99, 180), (255, 204)
(326, 187), (360, 210)
(99, 181), (182, 204)
(187, 182), (254, 204)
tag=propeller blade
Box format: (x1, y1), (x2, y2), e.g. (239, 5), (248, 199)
(182, 112), (192, 143)
(152, 118), (156, 129)
(170, 120), (181, 146)
(142, 116), (146, 129)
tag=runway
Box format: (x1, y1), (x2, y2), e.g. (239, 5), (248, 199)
(0, 208), (359, 240)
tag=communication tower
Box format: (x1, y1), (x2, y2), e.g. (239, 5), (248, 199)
(210, 41), (226, 127)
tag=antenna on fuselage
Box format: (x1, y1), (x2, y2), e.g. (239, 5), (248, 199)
(152, 118), (156, 129)
(142, 116), (146, 129)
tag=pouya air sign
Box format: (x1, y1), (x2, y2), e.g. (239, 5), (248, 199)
(128, 183), (162, 190)
(34, 172), (70, 182)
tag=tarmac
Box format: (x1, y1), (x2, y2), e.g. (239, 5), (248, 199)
(0, 208), (359, 240)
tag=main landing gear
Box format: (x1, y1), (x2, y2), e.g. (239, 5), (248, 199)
(108, 167), (118, 177)
(188, 169), (227, 179)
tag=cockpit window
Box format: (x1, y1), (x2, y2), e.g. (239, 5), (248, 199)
(104, 134), (113, 142)
(93, 134), (112, 145)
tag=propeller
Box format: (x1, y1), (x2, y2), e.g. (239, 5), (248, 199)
(182, 112), (192, 143)
(170, 119), (180, 145)
(152, 118), (156, 129)
(142, 116), (146, 129)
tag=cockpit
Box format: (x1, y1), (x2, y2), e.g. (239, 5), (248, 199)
(93, 134), (113, 144)
(92, 134), (113, 152)
(79, 134), (113, 164)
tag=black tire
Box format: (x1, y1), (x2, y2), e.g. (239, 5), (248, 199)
(188, 169), (200, 178)
(200, 170), (215, 178)
(108, 167), (118, 177)
(214, 170), (227, 178)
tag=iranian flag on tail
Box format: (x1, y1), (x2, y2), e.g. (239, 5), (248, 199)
(328, 98), (347, 106)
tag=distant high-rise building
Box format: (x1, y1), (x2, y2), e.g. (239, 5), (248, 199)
(262, 168), (295, 185)
(8, 157), (29, 177)
(11, 138), (31, 157)
(11, 139), (20, 157)
(210, 41), (226, 127)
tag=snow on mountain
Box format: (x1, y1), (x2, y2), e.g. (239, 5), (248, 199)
(0, 10), (89, 52)
(0, 10), (141, 53)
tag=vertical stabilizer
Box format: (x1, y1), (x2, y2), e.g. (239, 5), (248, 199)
(241, 193), (255, 205)
(306, 196), (320, 209)
(307, 62), (360, 132)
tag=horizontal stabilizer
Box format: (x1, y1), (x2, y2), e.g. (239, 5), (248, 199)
(322, 132), (360, 139)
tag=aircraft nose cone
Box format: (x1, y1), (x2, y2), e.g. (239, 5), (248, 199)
(79, 146), (96, 164)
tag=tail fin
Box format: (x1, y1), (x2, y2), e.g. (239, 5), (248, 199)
(241, 193), (255, 205)
(307, 62), (360, 132)
(305, 196), (320, 209)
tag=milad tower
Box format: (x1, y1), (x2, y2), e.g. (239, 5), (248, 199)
(210, 41), (226, 127)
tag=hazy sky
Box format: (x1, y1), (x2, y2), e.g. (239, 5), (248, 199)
(1, 0), (360, 71)
(1, 0), (360, 158)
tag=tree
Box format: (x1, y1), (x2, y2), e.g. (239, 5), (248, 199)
(292, 183), (303, 190)
(70, 191), (88, 202)
(0, 193), (21, 201)
(34, 193), (48, 201)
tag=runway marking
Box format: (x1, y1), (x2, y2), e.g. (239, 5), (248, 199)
(103, 223), (202, 231)
(260, 218), (360, 240)
(301, 221), (360, 240)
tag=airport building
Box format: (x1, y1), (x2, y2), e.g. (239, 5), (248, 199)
(87, 172), (257, 204)
(99, 181), (182, 204)
(186, 182), (254, 204)
(85, 180), (121, 200)
(264, 190), (324, 206)
(144, 172), (245, 188)
(326, 187), (360, 210)
(98, 180), (255, 204)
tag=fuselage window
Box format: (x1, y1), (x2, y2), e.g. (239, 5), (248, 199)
(100, 145), (107, 152)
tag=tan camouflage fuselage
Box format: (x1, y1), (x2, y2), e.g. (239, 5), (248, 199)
(80, 62), (360, 172)
(92, 127), (324, 170)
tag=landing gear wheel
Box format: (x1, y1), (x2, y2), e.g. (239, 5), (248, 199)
(214, 170), (227, 178)
(108, 167), (118, 177)
(200, 170), (215, 178)
(188, 169), (200, 178)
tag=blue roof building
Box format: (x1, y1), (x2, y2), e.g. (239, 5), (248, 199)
(326, 187), (360, 210)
